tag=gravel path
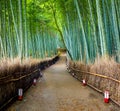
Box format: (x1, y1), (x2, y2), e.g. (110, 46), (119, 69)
(6, 55), (116, 111)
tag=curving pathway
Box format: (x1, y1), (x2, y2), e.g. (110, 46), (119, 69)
(7, 55), (116, 111)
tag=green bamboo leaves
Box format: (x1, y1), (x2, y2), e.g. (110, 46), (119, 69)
(0, 0), (58, 60)
(0, 0), (119, 63)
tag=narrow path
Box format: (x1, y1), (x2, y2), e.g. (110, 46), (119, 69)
(7, 55), (115, 111)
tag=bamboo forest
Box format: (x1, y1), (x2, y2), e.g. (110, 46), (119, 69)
(0, 0), (120, 62)
(0, 0), (120, 110)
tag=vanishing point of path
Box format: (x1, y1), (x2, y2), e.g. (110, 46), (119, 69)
(7, 55), (116, 111)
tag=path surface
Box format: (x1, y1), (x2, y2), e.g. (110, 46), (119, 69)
(7, 55), (116, 111)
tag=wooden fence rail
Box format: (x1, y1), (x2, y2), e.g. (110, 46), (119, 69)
(67, 64), (120, 107)
(70, 67), (120, 83)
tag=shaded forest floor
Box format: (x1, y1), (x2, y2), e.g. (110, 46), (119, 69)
(6, 55), (117, 111)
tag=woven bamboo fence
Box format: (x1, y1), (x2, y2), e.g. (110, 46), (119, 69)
(66, 60), (120, 107)
(0, 56), (59, 110)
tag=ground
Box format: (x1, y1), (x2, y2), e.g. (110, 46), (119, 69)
(6, 55), (117, 111)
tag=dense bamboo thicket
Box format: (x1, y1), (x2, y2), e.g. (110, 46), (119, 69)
(63, 0), (120, 63)
(1, 0), (119, 63)
(0, 0), (58, 61)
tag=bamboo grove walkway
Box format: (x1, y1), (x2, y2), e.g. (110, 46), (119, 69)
(7, 55), (116, 111)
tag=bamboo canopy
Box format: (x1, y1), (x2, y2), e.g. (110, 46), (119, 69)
(0, 0), (119, 62)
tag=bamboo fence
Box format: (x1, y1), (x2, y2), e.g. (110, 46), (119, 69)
(0, 55), (59, 110)
(66, 61), (120, 107)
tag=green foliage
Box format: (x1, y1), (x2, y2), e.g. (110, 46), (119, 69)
(63, 0), (120, 63)
(0, 0), (58, 60)
(0, 0), (119, 63)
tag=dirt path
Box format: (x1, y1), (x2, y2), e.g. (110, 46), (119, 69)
(7, 55), (116, 111)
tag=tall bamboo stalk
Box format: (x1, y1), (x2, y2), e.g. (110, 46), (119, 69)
(75, 0), (89, 63)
